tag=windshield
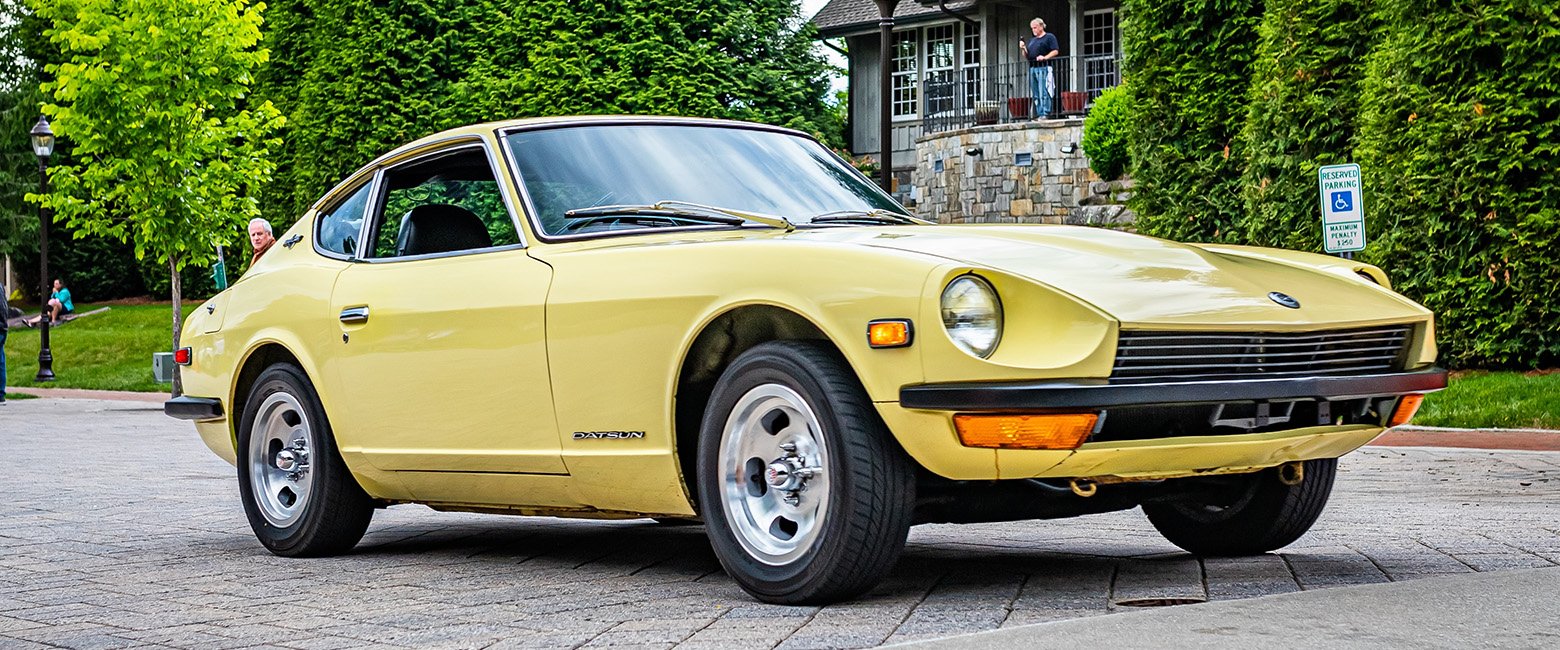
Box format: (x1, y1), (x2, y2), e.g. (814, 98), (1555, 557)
(502, 124), (909, 236)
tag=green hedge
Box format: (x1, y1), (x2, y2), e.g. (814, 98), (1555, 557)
(1122, 0), (1264, 243)
(1081, 85), (1131, 181)
(1354, 0), (1560, 368)
(255, 0), (837, 229)
(1239, 0), (1378, 252)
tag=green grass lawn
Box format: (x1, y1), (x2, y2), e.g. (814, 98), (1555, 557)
(4, 302), (193, 394)
(1415, 370), (1560, 430)
(4, 304), (1557, 429)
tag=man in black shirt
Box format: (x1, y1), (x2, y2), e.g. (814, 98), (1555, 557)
(1021, 18), (1060, 119)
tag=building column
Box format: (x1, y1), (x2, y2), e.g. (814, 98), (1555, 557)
(1069, 0), (1083, 97)
(874, 0), (900, 193)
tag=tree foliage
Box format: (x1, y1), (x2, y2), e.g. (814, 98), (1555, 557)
(1122, 0), (1264, 243)
(33, 0), (283, 390)
(0, 0), (43, 263)
(1239, 0), (1378, 252)
(1354, 0), (1560, 368)
(257, 0), (837, 227)
(1080, 84), (1131, 181)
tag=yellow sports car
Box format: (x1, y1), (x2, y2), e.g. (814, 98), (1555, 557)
(167, 116), (1446, 604)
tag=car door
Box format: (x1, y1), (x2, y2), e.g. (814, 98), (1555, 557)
(327, 140), (565, 475)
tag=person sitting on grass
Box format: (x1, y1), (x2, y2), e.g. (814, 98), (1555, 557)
(29, 278), (73, 327)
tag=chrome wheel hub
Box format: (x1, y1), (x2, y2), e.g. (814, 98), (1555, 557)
(247, 393), (316, 527)
(719, 384), (830, 565)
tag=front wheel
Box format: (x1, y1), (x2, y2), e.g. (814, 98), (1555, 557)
(697, 341), (915, 604)
(1143, 458), (1338, 556)
(237, 364), (374, 557)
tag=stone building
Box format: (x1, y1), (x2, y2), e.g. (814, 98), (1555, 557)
(811, 0), (1132, 225)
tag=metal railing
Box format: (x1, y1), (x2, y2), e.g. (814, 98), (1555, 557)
(921, 56), (1122, 135)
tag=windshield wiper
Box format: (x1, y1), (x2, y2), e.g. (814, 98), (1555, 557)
(562, 205), (745, 232)
(563, 201), (794, 232)
(809, 209), (926, 225)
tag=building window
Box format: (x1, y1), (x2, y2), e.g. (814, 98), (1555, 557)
(961, 23), (982, 109)
(892, 30), (919, 119)
(924, 25), (956, 116)
(1083, 9), (1120, 96)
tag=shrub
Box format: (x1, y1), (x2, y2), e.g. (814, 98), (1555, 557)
(255, 0), (838, 229)
(1354, 0), (1560, 368)
(1081, 84), (1131, 180)
(1239, 0), (1379, 252)
(1122, 0), (1265, 243)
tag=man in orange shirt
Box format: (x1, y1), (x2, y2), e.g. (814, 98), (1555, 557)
(247, 218), (276, 271)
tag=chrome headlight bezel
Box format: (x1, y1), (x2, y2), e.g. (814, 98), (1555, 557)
(940, 274), (1004, 359)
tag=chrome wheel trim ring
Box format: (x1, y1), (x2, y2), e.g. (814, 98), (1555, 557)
(247, 392), (316, 528)
(718, 383), (832, 566)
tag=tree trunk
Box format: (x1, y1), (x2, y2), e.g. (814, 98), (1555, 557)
(170, 256), (183, 397)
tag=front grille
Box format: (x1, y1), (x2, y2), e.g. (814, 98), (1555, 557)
(1112, 325), (1413, 381)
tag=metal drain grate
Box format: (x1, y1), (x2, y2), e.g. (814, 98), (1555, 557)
(1114, 597), (1208, 608)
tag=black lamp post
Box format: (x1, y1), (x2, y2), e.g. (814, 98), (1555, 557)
(30, 115), (55, 383)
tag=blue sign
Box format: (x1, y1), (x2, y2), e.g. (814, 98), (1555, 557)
(1331, 191), (1353, 213)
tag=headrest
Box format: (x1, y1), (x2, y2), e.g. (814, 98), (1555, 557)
(394, 204), (492, 257)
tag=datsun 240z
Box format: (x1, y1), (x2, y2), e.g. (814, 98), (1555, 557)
(167, 116), (1447, 604)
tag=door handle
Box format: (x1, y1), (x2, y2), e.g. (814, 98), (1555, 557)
(339, 307), (370, 324)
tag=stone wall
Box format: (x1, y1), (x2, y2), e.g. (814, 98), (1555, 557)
(911, 120), (1134, 227)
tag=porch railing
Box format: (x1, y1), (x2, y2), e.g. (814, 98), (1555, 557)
(921, 56), (1122, 136)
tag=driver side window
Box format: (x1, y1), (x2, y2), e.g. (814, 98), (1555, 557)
(366, 146), (520, 259)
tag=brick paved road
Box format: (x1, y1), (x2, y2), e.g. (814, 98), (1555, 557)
(2, 398), (1558, 650)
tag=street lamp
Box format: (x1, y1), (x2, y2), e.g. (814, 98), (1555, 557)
(30, 115), (55, 382)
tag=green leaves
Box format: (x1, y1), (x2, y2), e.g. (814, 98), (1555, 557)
(1081, 85), (1131, 181)
(1123, 0), (1265, 243)
(1355, 0), (1560, 368)
(255, 0), (837, 228)
(33, 0), (281, 274)
(1123, 0), (1560, 368)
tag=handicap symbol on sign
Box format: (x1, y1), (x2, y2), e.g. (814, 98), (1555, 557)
(1331, 191), (1353, 212)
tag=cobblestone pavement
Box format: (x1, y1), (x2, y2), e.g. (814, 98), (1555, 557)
(2, 398), (1558, 650)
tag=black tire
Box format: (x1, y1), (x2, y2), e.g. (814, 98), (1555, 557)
(1143, 458), (1338, 556)
(237, 364), (374, 557)
(697, 341), (915, 605)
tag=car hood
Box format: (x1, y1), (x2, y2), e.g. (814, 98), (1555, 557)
(794, 224), (1429, 328)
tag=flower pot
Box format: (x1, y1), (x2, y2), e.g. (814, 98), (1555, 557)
(1007, 97), (1031, 119)
(975, 101), (1000, 125)
(1062, 91), (1086, 115)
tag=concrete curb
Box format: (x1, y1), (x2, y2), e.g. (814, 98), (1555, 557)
(887, 567), (1560, 650)
(4, 386), (166, 403)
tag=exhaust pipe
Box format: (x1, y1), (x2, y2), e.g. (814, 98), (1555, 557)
(1277, 461), (1305, 486)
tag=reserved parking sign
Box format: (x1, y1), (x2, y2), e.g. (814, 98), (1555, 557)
(1318, 164), (1365, 254)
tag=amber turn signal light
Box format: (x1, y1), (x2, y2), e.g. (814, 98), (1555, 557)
(1388, 394), (1425, 427)
(868, 319), (913, 348)
(954, 413), (1097, 449)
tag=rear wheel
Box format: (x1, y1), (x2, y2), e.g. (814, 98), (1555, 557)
(697, 341), (915, 604)
(237, 364), (374, 557)
(1144, 458), (1338, 556)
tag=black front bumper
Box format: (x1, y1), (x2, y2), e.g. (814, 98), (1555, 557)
(899, 368), (1449, 411)
(164, 396), (225, 420)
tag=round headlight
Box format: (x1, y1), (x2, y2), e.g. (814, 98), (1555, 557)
(941, 275), (1003, 358)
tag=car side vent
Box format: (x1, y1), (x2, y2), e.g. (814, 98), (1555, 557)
(1112, 325), (1414, 381)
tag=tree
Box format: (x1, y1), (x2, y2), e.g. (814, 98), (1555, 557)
(1122, 0), (1265, 243)
(0, 0), (43, 266)
(1354, 0), (1560, 368)
(255, 0), (837, 229)
(1239, 0), (1379, 252)
(33, 0), (283, 394)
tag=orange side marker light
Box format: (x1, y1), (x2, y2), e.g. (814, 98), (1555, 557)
(868, 319), (913, 348)
(955, 413), (1098, 449)
(1388, 394), (1425, 428)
